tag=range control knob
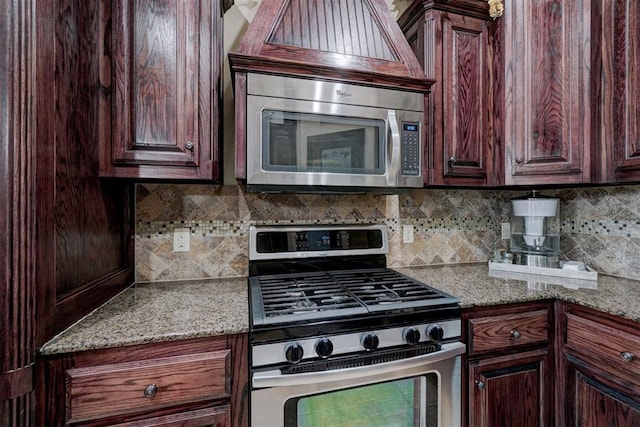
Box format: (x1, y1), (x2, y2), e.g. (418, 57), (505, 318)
(403, 327), (421, 345)
(361, 333), (379, 351)
(427, 324), (445, 342)
(285, 343), (304, 363)
(315, 338), (334, 358)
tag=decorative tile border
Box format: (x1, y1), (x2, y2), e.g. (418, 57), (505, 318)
(136, 217), (640, 239)
(561, 219), (640, 238)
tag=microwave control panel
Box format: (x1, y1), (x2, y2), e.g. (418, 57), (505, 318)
(401, 122), (420, 176)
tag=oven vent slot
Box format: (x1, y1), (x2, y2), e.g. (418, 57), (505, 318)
(281, 344), (440, 374)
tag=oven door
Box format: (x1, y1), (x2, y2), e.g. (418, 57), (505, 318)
(245, 89), (424, 191)
(251, 342), (465, 427)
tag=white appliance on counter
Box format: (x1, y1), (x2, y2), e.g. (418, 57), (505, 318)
(510, 191), (560, 267)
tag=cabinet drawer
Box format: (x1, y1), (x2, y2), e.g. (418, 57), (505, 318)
(468, 309), (549, 355)
(566, 313), (640, 388)
(111, 405), (230, 427)
(66, 350), (230, 423)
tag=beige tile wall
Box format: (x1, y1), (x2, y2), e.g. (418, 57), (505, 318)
(135, 184), (640, 282)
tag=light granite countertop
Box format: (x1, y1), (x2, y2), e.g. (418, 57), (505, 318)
(395, 264), (640, 321)
(40, 277), (249, 355)
(40, 264), (640, 356)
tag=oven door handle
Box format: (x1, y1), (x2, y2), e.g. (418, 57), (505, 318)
(386, 109), (400, 186)
(252, 341), (466, 388)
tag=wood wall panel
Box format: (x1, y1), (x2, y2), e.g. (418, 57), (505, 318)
(269, 0), (396, 60)
(230, 0), (432, 92)
(35, 0), (133, 348)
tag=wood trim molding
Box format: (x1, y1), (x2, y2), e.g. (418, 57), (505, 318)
(1, 365), (35, 401)
(229, 0), (433, 91)
(0, 0), (37, 415)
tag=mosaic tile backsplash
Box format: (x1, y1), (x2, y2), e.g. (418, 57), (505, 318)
(135, 184), (640, 282)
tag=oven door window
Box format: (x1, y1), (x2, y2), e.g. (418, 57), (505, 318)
(283, 375), (438, 427)
(262, 110), (386, 175)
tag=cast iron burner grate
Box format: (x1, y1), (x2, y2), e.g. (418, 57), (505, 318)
(251, 268), (457, 325)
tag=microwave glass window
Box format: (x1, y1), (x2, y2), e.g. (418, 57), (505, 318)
(284, 375), (438, 427)
(262, 110), (385, 174)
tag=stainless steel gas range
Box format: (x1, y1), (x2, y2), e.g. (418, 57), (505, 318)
(248, 224), (465, 427)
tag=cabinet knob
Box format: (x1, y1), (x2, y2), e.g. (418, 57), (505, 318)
(515, 156), (524, 164)
(185, 141), (194, 151)
(511, 330), (521, 339)
(621, 352), (635, 362)
(475, 380), (486, 390)
(450, 156), (457, 164)
(143, 384), (158, 398)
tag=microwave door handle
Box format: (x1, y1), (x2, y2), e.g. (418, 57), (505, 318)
(387, 110), (400, 186)
(252, 342), (466, 389)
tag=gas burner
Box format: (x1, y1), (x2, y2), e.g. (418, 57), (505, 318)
(322, 295), (352, 303)
(291, 299), (317, 310)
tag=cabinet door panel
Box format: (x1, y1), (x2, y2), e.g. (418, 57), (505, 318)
(103, 0), (221, 180)
(115, 0), (201, 166)
(441, 14), (490, 182)
(566, 361), (640, 427)
(469, 349), (551, 427)
(398, 4), (495, 187)
(503, 0), (591, 185)
(600, 0), (640, 182)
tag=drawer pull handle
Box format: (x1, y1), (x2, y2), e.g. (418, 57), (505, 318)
(143, 384), (158, 398)
(621, 352), (635, 362)
(511, 330), (521, 340)
(475, 380), (486, 390)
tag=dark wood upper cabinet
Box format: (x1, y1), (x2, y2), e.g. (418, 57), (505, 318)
(499, 0), (594, 185)
(100, 0), (223, 181)
(398, 0), (498, 186)
(594, 0), (640, 183)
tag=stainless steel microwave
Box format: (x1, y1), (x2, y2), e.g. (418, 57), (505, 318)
(244, 74), (425, 192)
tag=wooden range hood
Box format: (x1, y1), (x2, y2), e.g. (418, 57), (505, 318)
(228, 0), (433, 92)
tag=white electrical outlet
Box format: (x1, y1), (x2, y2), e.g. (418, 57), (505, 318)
(501, 223), (511, 240)
(173, 227), (190, 252)
(402, 225), (414, 244)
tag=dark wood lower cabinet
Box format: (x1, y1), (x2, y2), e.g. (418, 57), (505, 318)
(107, 406), (230, 427)
(465, 301), (640, 427)
(468, 346), (551, 427)
(463, 302), (554, 427)
(561, 303), (640, 427)
(566, 358), (640, 427)
(38, 334), (248, 427)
